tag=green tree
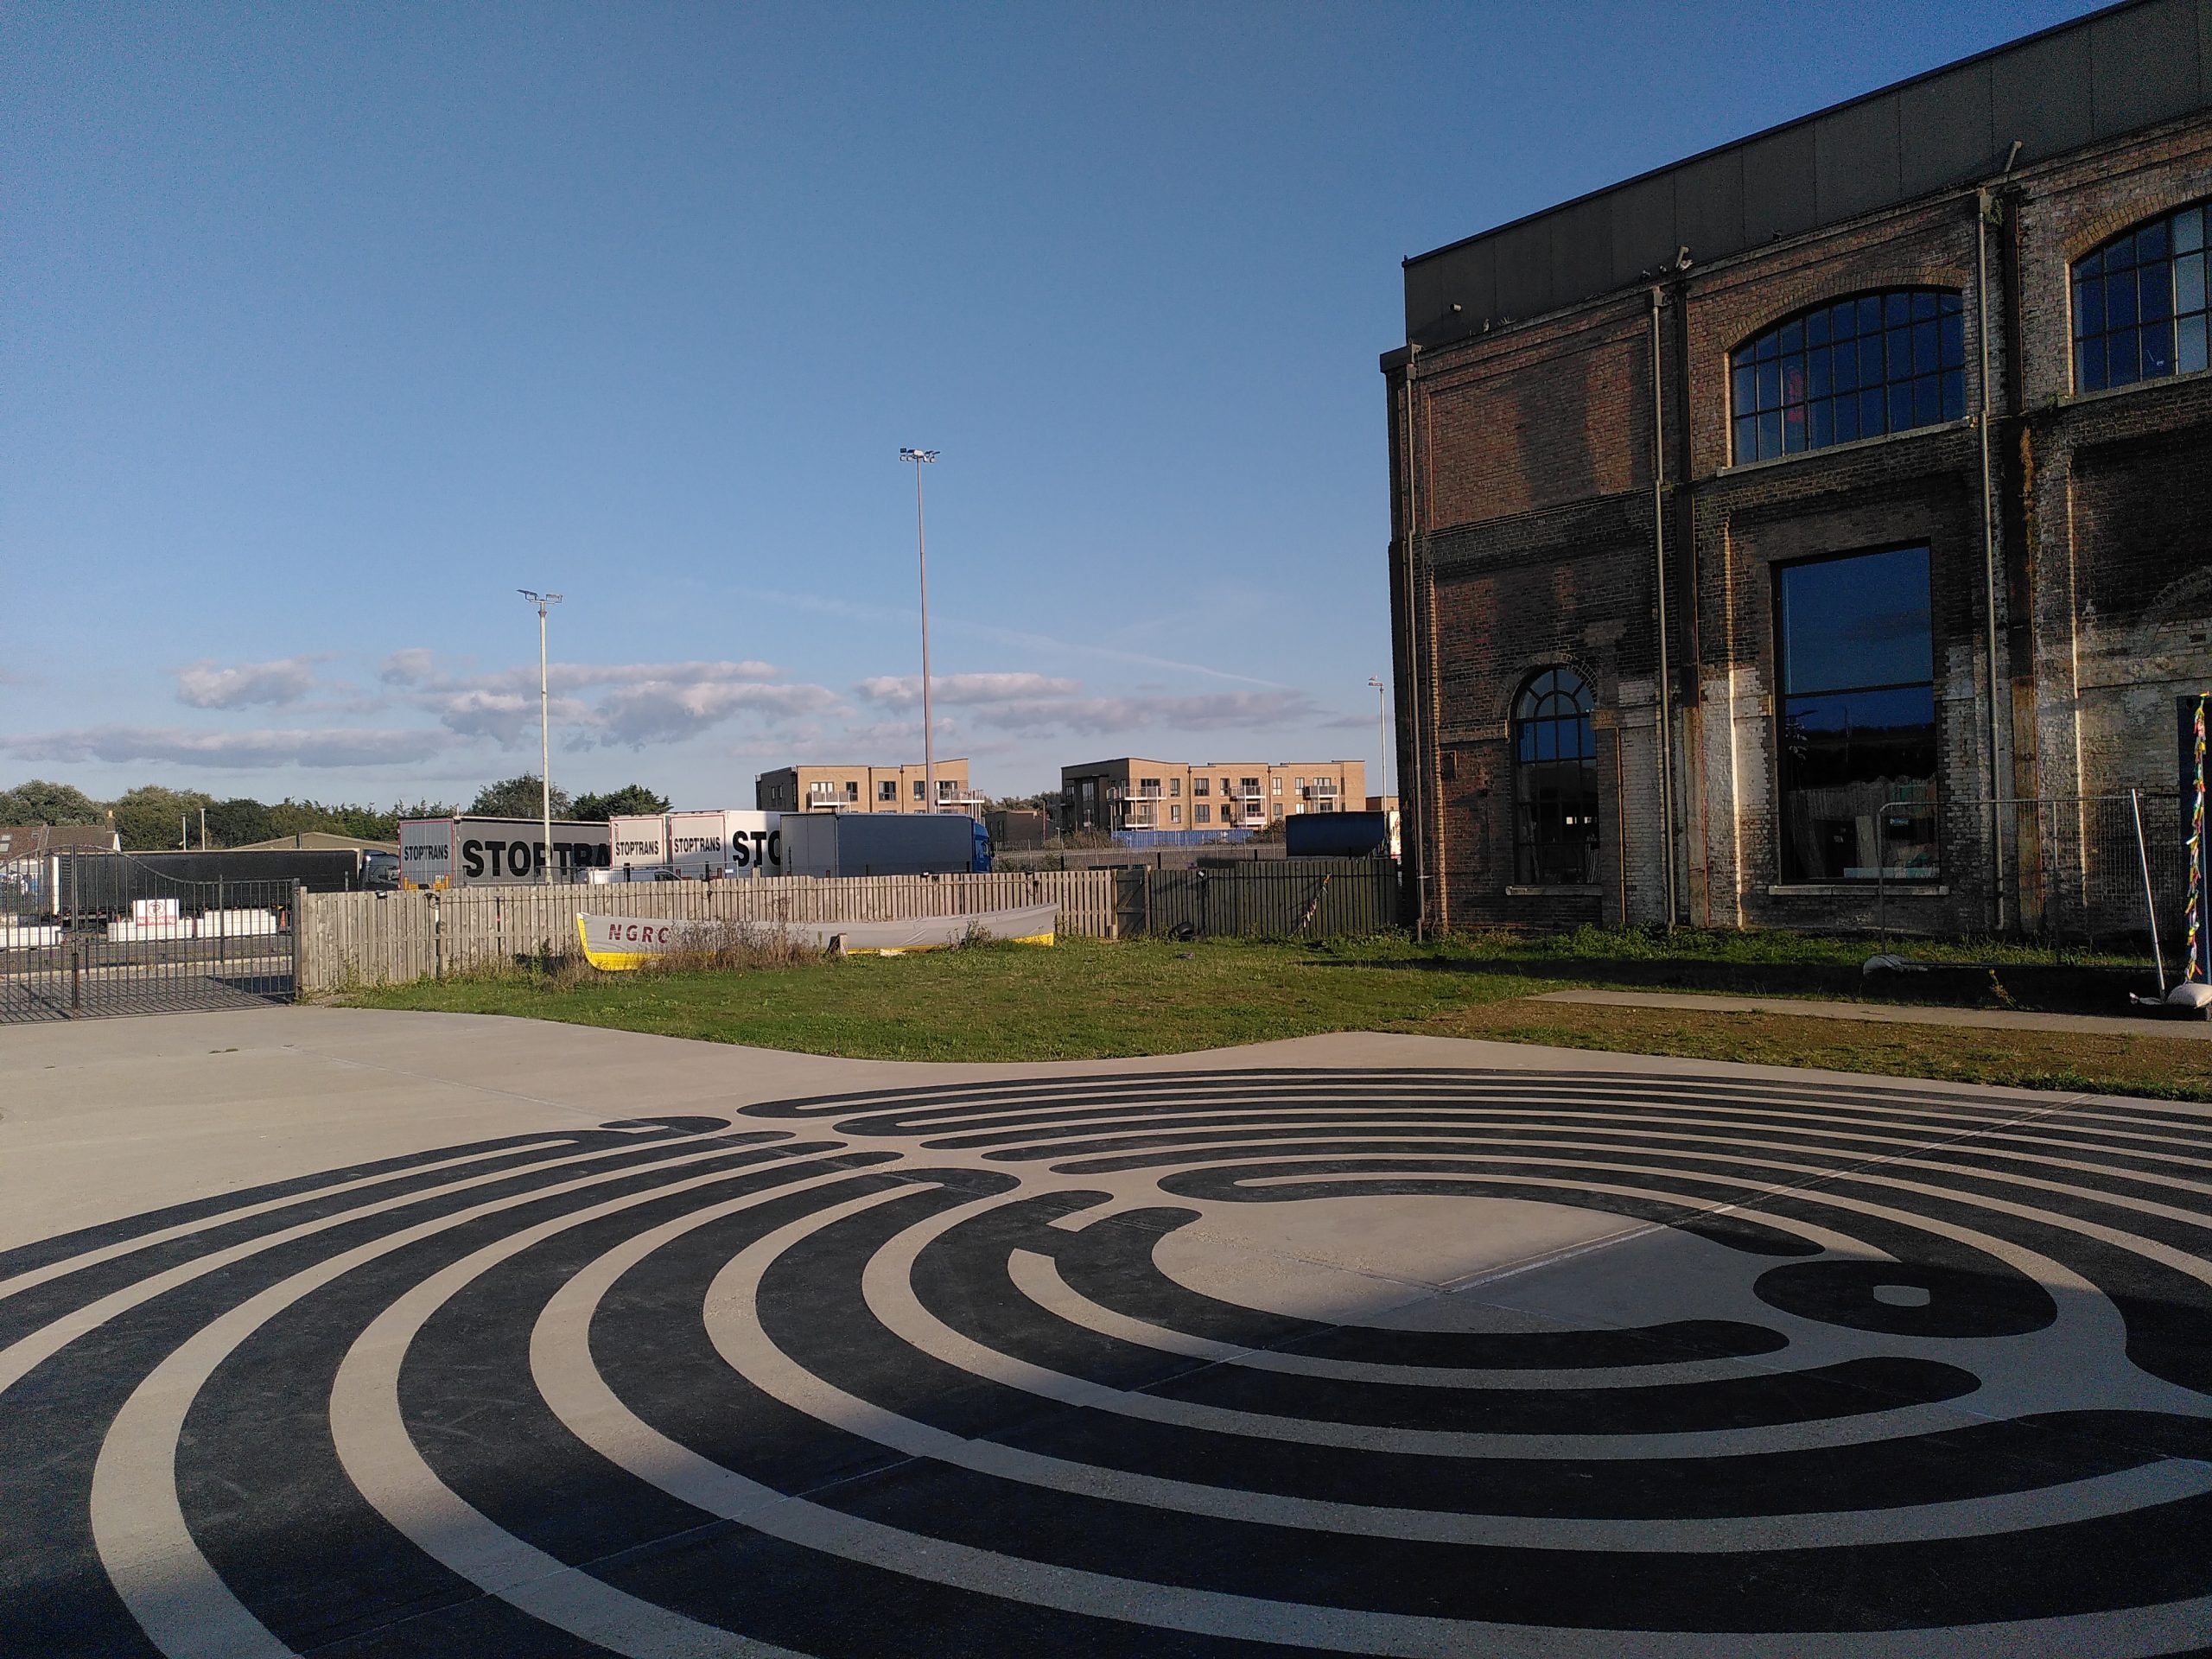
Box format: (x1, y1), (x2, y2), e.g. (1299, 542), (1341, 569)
(571, 784), (671, 821)
(469, 774), (572, 820)
(203, 798), (276, 846)
(110, 785), (216, 850)
(0, 779), (105, 825)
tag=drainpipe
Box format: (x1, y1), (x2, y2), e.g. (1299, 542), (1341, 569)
(1399, 343), (1428, 939)
(1649, 287), (1678, 930)
(1975, 186), (2009, 932)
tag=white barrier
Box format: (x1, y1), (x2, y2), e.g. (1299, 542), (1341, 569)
(0, 925), (61, 950)
(102, 911), (280, 944)
(106, 919), (194, 943)
(198, 910), (280, 937)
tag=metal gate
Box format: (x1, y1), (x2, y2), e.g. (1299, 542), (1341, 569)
(0, 860), (297, 1023)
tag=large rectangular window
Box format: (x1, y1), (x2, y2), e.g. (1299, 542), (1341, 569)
(1776, 545), (1937, 882)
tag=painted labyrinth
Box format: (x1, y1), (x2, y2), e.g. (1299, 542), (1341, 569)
(5, 1069), (2212, 1656)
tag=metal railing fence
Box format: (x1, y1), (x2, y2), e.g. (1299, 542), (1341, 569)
(1115, 860), (1400, 941)
(1878, 791), (2183, 963)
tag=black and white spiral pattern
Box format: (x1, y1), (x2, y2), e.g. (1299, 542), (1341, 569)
(5, 1066), (2210, 1656)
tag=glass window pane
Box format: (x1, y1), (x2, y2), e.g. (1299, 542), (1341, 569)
(1911, 290), (1937, 321)
(1808, 398), (1833, 448)
(2138, 218), (2169, 263)
(2107, 232), (2137, 271)
(1806, 308), (1829, 346)
(1939, 292), (1962, 315)
(1939, 312), (1964, 367)
(2111, 329), (2141, 385)
(1913, 374), (1940, 426)
(1782, 354), (1808, 407)
(1783, 403), (1806, 452)
(1756, 330), (1780, 361)
(1733, 414), (1758, 460)
(2078, 247), (2104, 279)
(2109, 274), (2138, 328)
(1861, 386), (1887, 435)
(1859, 296), (1883, 333)
(1834, 394), (1859, 442)
(2177, 207), (2203, 254)
(2143, 319), (2173, 378)
(1777, 545), (1932, 696)
(1941, 368), (1965, 422)
(2141, 266), (2172, 322)
(1889, 380), (1914, 429)
(2076, 278), (2105, 338)
(1757, 359), (1781, 407)
(1779, 319), (1802, 354)
(1833, 301), (1859, 339)
(2079, 335), (2107, 391)
(1887, 326), (1913, 382)
(1861, 334), (1885, 385)
(1732, 363), (1756, 412)
(1758, 410), (1782, 456)
(1808, 346), (1831, 397)
(2179, 314), (2208, 376)
(1833, 340), (1859, 392)
(1536, 723), (1555, 762)
(1885, 293), (1910, 327)
(1914, 318), (1939, 371)
(2177, 252), (2205, 316)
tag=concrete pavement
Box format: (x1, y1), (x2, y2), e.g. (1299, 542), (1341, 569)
(3, 1006), (2209, 1656)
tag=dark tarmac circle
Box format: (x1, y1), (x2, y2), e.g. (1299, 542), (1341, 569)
(4, 1068), (2210, 1656)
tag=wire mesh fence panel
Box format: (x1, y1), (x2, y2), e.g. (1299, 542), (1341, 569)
(1122, 861), (1401, 940)
(1878, 793), (2183, 967)
(0, 859), (296, 1024)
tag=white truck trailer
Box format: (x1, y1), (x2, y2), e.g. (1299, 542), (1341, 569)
(780, 812), (991, 878)
(398, 817), (613, 888)
(606, 810), (788, 879)
(667, 810), (786, 878)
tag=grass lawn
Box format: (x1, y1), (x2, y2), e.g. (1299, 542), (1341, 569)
(341, 931), (2212, 1102)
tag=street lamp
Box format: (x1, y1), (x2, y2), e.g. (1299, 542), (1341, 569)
(899, 448), (939, 813)
(518, 589), (563, 883)
(1368, 676), (1390, 808)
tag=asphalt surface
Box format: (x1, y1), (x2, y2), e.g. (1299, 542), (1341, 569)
(3, 1007), (2209, 1656)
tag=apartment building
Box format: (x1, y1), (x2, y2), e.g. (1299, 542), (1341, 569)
(1060, 758), (1367, 832)
(1385, 0), (2210, 934)
(754, 760), (982, 813)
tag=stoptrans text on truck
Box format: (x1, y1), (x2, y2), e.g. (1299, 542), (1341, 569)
(398, 817), (613, 889)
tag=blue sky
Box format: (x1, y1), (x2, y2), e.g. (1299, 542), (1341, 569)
(3, 0), (2097, 810)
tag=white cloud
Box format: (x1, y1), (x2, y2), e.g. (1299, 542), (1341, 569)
(855, 671), (1080, 709)
(378, 651), (836, 748)
(379, 648), (435, 686)
(846, 667), (1359, 742)
(4, 724), (448, 769)
(175, 657), (321, 709)
(593, 678), (839, 746)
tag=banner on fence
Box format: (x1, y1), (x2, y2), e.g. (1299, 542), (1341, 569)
(575, 904), (1058, 969)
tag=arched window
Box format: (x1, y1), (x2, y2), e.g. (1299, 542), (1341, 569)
(1730, 289), (1965, 463)
(2073, 199), (2209, 391)
(1514, 669), (1598, 885)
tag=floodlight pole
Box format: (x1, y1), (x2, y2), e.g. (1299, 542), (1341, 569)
(899, 449), (939, 812)
(1368, 676), (1390, 806)
(519, 589), (563, 883)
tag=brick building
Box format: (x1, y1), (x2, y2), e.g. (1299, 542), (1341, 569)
(1060, 758), (1366, 832)
(754, 760), (981, 814)
(1385, 0), (2212, 934)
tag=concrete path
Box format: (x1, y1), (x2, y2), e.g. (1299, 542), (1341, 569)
(1535, 987), (2212, 1038)
(3, 1006), (2209, 1657)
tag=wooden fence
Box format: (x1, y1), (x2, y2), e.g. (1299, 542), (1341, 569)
(296, 871), (1121, 993)
(296, 860), (1404, 994)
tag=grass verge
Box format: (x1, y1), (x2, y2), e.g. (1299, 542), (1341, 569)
(339, 932), (2212, 1101)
